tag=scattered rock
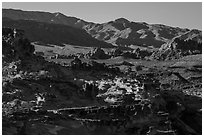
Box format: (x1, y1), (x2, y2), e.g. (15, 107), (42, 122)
(88, 48), (110, 59)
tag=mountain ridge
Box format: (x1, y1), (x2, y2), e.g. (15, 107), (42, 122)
(3, 8), (198, 31)
(2, 17), (114, 48)
(2, 8), (201, 49)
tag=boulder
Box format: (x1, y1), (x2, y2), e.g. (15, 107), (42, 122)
(89, 48), (110, 59)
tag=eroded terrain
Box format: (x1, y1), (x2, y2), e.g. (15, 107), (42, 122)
(2, 28), (202, 135)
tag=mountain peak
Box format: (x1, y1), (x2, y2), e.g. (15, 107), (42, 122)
(53, 12), (65, 17)
(114, 18), (130, 24)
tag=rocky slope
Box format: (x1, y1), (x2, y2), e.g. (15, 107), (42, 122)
(2, 27), (202, 135)
(3, 8), (199, 49)
(2, 27), (121, 134)
(83, 18), (189, 48)
(151, 29), (202, 60)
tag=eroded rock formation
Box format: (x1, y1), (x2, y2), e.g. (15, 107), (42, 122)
(2, 28), (202, 135)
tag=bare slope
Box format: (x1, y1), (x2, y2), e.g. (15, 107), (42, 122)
(3, 8), (195, 48)
(2, 17), (114, 48)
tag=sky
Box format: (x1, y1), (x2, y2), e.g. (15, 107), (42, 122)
(2, 2), (202, 30)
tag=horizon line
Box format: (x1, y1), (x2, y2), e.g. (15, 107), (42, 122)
(2, 8), (201, 31)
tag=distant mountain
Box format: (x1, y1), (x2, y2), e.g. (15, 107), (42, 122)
(2, 8), (201, 49)
(2, 17), (113, 48)
(2, 9), (90, 28)
(83, 19), (190, 48)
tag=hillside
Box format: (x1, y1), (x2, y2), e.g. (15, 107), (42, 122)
(151, 29), (202, 60)
(2, 8), (90, 28)
(2, 28), (202, 135)
(2, 17), (113, 48)
(83, 18), (189, 48)
(3, 8), (198, 48)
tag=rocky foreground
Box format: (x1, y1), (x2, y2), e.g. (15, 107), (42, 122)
(2, 28), (202, 135)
